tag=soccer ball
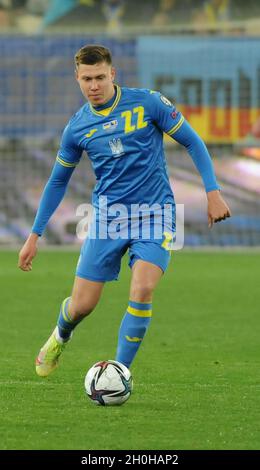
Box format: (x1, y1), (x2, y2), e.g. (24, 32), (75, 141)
(84, 360), (133, 406)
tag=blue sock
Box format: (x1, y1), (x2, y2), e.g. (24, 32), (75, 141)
(57, 297), (82, 341)
(116, 300), (152, 368)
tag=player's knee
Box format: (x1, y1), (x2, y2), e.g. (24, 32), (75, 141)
(69, 301), (95, 320)
(130, 280), (154, 302)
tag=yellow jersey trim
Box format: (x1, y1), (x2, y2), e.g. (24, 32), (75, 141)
(167, 115), (185, 135)
(56, 156), (78, 168)
(95, 106), (112, 117)
(89, 85), (121, 117)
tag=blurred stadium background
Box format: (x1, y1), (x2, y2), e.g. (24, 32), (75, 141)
(1, 0), (260, 248)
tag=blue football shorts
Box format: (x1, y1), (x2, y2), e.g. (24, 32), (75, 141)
(76, 215), (175, 282)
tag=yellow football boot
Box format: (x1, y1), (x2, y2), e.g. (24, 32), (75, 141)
(35, 327), (68, 377)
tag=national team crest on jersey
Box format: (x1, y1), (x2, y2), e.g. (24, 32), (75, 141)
(109, 138), (125, 157)
(160, 95), (172, 107)
(103, 120), (118, 131)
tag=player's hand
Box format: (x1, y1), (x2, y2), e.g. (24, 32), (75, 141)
(18, 233), (39, 271)
(207, 190), (231, 228)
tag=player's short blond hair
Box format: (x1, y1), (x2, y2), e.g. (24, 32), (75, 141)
(74, 44), (112, 69)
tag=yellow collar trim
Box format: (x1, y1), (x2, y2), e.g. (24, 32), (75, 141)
(89, 85), (121, 117)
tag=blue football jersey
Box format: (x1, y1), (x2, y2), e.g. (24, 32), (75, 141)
(57, 86), (183, 215)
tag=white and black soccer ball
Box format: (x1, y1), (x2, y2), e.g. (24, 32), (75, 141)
(84, 360), (133, 406)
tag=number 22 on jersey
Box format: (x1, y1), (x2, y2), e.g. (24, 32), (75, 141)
(121, 106), (148, 134)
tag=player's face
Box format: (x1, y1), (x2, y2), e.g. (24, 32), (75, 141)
(76, 62), (116, 106)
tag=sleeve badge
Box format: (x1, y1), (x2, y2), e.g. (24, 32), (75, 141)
(160, 95), (173, 106)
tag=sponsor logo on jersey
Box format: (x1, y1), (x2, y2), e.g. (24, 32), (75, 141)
(103, 119), (118, 131)
(85, 128), (98, 138)
(160, 95), (172, 106)
(109, 138), (125, 157)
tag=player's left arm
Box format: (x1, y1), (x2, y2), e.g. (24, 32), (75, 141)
(169, 119), (231, 228)
(147, 91), (231, 227)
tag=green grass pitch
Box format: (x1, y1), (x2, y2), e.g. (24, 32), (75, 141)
(0, 249), (260, 450)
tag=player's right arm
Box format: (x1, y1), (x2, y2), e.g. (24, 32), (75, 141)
(18, 121), (82, 272)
